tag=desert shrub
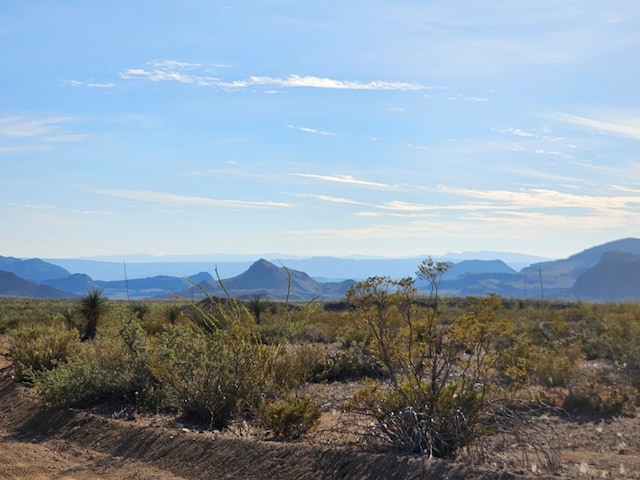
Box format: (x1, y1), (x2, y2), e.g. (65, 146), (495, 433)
(563, 380), (637, 416)
(500, 338), (581, 388)
(291, 322), (336, 343)
(33, 315), (164, 410)
(152, 278), (324, 428)
(313, 344), (384, 382)
(262, 394), (321, 439)
(150, 324), (241, 426)
(590, 309), (640, 367)
(272, 343), (329, 389)
(35, 334), (147, 408)
(9, 323), (81, 382)
(150, 299), (285, 427)
(496, 310), (581, 389)
(351, 380), (483, 456)
(346, 263), (513, 458)
(527, 343), (582, 388)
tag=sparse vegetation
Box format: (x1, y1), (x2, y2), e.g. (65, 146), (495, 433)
(3, 262), (640, 477)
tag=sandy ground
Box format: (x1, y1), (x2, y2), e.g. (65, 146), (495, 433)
(0, 365), (513, 480)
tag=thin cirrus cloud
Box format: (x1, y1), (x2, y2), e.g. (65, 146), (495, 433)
(290, 173), (392, 189)
(117, 60), (428, 91)
(437, 185), (640, 215)
(65, 80), (116, 88)
(499, 127), (538, 138)
(293, 193), (366, 206)
(0, 115), (78, 137)
(97, 189), (294, 209)
(286, 125), (338, 137)
(554, 112), (640, 140)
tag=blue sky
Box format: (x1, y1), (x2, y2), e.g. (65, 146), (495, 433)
(2, 1), (640, 260)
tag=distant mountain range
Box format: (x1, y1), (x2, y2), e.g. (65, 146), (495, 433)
(1, 237), (640, 301)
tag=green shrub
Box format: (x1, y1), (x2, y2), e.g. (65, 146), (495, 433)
(33, 316), (164, 410)
(346, 271), (510, 458)
(312, 345), (384, 382)
(263, 395), (321, 439)
(9, 324), (81, 382)
(150, 321), (280, 428)
(272, 343), (329, 389)
(526, 344), (582, 388)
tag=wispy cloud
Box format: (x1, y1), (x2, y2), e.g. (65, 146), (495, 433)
(447, 95), (489, 102)
(293, 193), (366, 205)
(97, 189), (294, 209)
(290, 207), (640, 245)
(508, 128), (537, 138)
(555, 112), (640, 139)
(506, 167), (592, 185)
(0, 145), (51, 153)
(291, 173), (392, 189)
(12, 203), (56, 210)
(0, 115), (86, 152)
(405, 143), (428, 150)
(286, 125), (338, 137)
(437, 185), (640, 216)
(378, 200), (436, 212)
(119, 60), (428, 92)
(71, 209), (113, 215)
(65, 80), (116, 88)
(44, 134), (91, 143)
(240, 75), (427, 91)
(534, 149), (564, 156)
(0, 115), (78, 137)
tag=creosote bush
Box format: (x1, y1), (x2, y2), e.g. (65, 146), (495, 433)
(150, 321), (278, 428)
(262, 394), (321, 439)
(34, 315), (163, 410)
(148, 279), (320, 432)
(346, 259), (517, 458)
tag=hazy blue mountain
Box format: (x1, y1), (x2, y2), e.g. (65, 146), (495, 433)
(5, 237), (640, 301)
(0, 271), (75, 299)
(443, 259), (516, 279)
(440, 251), (550, 271)
(45, 251), (548, 282)
(93, 272), (215, 300)
(43, 259), (252, 282)
(174, 259), (356, 301)
(521, 238), (640, 289)
(41, 273), (96, 295)
(573, 251), (640, 301)
(0, 255), (70, 282)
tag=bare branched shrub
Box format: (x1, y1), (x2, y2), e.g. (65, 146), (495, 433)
(346, 258), (556, 465)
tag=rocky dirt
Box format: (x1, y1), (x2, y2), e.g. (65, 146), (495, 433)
(0, 365), (514, 480)
(2, 346), (640, 479)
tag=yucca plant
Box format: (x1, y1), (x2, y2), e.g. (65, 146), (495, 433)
(76, 288), (108, 341)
